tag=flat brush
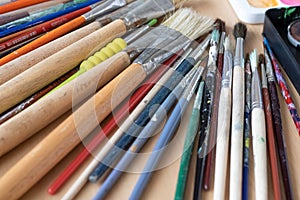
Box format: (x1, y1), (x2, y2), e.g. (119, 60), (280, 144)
(0, 8), (213, 200)
(129, 59), (205, 200)
(213, 35), (233, 200)
(250, 49), (268, 200)
(260, 53), (282, 200)
(230, 22), (247, 200)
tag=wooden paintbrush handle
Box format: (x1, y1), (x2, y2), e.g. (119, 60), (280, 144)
(251, 108), (268, 200)
(230, 66), (245, 200)
(0, 62), (146, 199)
(0, 19), (127, 114)
(0, 21), (101, 85)
(0, 52), (130, 157)
(214, 87), (231, 200)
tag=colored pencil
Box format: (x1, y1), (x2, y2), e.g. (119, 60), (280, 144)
(264, 48), (294, 200)
(174, 77), (205, 200)
(202, 21), (222, 191)
(0, 0), (49, 14)
(250, 49), (268, 200)
(242, 54), (251, 200)
(213, 35), (233, 200)
(47, 50), (181, 195)
(229, 22), (247, 200)
(0, 6), (91, 52)
(260, 53), (282, 200)
(129, 60), (204, 200)
(263, 37), (300, 135)
(93, 65), (202, 200)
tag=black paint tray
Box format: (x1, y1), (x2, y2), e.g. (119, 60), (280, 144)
(263, 6), (300, 95)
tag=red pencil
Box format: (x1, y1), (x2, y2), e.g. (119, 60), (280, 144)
(0, 6), (91, 52)
(47, 52), (182, 194)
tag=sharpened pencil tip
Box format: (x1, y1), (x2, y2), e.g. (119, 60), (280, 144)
(233, 22), (247, 39)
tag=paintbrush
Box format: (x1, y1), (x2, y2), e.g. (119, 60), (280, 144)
(0, 0), (178, 114)
(129, 59), (205, 200)
(61, 51), (188, 200)
(0, 25), (166, 156)
(0, 8), (213, 199)
(175, 78), (205, 200)
(213, 35), (233, 200)
(250, 49), (268, 200)
(229, 22), (247, 200)
(260, 53), (282, 200)
(0, 0), (49, 14)
(0, 0), (157, 65)
(88, 34), (211, 183)
(264, 48), (294, 200)
(93, 64), (202, 200)
(0, 0), (70, 25)
(242, 53), (251, 200)
(263, 37), (300, 135)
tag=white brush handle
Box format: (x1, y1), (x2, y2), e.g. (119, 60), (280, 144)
(229, 66), (245, 200)
(214, 87), (231, 200)
(62, 66), (175, 200)
(251, 108), (268, 200)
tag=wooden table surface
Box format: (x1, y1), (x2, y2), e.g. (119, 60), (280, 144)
(0, 0), (300, 199)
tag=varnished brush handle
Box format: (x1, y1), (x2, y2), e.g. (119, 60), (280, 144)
(0, 62), (146, 200)
(0, 19), (127, 114)
(0, 21), (101, 85)
(230, 66), (245, 200)
(0, 52), (130, 157)
(251, 108), (268, 200)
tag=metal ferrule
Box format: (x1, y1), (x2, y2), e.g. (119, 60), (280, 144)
(261, 63), (268, 89)
(190, 34), (211, 61)
(264, 49), (275, 82)
(251, 70), (263, 110)
(184, 63), (205, 101)
(122, 0), (174, 29)
(234, 37), (244, 68)
(124, 25), (150, 44)
(84, 0), (128, 21)
(221, 49), (233, 88)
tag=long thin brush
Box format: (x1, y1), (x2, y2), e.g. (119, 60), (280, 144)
(213, 35), (233, 200)
(264, 48), (294, 200)
(0, 0), (49, 14)
(0, 8), (213, 200)
(250, 49), (268, 200)
(129, 60), (205, 200)
(260, 54), (282, 200)
(229, 22), (247, 200)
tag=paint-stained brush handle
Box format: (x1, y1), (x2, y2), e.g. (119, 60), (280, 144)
(0, 21), (101, 85)
(0, 19), (127, 114)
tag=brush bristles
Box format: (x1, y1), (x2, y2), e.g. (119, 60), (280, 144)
(162, 8), (215, 40)
(233, 22), (247, 39)
(250, 49), (258, 72)
(220, 20), (226, 33)
(224, 35), (232, 52)
(259, 54), (265, 65)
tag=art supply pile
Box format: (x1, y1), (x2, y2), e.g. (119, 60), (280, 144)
(0, 0), (298, 200)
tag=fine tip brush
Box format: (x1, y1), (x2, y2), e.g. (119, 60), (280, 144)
(250, 49), (268, 200)
(230, 21), (247, 200)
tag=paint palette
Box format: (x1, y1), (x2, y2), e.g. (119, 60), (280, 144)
(263, 6), (300, 94)
(228, 0), (300, 23)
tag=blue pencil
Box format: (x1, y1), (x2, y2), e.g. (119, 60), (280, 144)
(129, 59), (205, 200)
(0, 0), (102, 37)
(92, 66), (198, 200)
(88, 36), (211, 183)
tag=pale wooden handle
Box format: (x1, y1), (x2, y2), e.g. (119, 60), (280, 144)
(251, 108), (268, 200)
(0, 52), (130, 157)
(0, 19), (127, 114)
(230, 66), (245, 200)
(0, 21), (102, 85)
(214, 88), (231, 200)
(0, 63), (146, 199)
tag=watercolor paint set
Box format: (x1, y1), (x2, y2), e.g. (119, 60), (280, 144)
(263, 6), (300, 94)
(229, 0), (300, 23)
